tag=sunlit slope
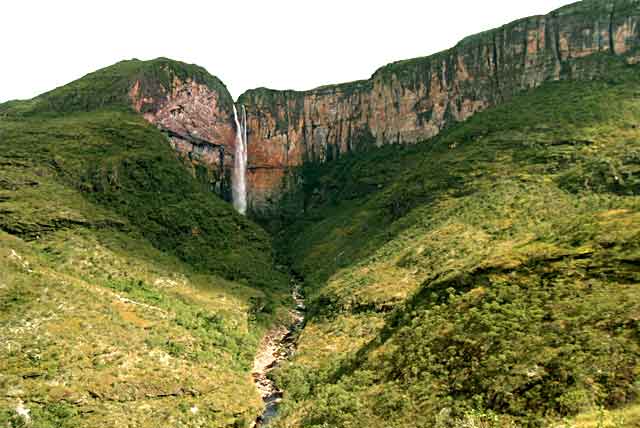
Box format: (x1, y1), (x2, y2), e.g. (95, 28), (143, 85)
(0, 229), (265, 427)
(272, 56), (640, 427)
(0, 60), (288, 427)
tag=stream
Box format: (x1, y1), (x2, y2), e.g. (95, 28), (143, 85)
(252, 286), (306, 427)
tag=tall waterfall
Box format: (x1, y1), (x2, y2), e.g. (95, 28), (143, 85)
(232, 105), (248, 215)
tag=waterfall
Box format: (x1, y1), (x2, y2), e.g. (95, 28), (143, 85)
(232, 105), (248, 215)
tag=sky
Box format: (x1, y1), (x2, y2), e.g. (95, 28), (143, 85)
(1, 0), (577, 103)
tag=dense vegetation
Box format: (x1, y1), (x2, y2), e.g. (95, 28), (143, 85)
(269, 56), (640, 427)
(0, 60), (288, 427)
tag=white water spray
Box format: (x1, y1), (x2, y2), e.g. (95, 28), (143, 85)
(232, 105), (248, 215)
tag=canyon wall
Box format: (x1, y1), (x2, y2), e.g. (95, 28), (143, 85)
(239, 0), (640, 215)
(129, 71), (237, 200)
(122, 1), (640, 217)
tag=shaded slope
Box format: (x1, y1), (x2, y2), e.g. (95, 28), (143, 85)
(270, 56), (640, 427)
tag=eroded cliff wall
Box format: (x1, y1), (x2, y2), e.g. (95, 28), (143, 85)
(129, 70), (237, 199)
(238, 0), (640, 215)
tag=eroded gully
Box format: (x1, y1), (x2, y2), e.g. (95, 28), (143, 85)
(251, 285), (305, 427)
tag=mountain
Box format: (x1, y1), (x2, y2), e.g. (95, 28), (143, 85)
(1, 0), (640, 427)
(0, 58), (290, 427)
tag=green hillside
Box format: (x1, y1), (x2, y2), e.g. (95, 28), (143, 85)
(2, 50), (640, 428)
(0, 59), (289, 428)
(269, 55), (640, 427)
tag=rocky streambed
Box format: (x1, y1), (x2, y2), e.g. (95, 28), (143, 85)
(252, 287), (305, 427)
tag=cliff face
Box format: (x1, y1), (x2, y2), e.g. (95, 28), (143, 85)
(238, 0), (640, 215)
(129, 71), (237, 199)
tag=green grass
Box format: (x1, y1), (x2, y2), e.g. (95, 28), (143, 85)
(0, 228), (270, 427)
(268, 57), (640, 427)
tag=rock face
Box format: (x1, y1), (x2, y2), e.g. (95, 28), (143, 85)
(129, 72), (237, 199)
(238, 0), (640, 215)
(120, 1), (640, 216)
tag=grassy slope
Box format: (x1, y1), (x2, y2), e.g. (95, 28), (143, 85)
(0, 60), (288, 427)
(271, 56), (640, 427)
(1, 57), (233, 116)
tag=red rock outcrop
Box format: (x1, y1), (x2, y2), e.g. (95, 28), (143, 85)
(239, 0), (640, 215)
(129, 73), (237, 198)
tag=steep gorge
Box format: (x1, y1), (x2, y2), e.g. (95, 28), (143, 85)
(2, 0), (640, 427)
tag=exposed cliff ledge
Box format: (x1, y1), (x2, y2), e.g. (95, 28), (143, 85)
(238, 0), (640, 215)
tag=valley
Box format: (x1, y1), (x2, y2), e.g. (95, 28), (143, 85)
(1, 1), (640, 427)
